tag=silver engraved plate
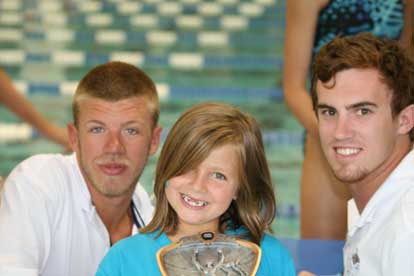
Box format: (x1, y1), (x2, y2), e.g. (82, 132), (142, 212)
(157, 232), (261, 276)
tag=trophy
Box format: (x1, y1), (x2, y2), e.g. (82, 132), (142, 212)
(157, 231), (261, 276)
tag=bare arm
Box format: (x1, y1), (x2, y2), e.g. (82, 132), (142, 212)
(283, 0), (327, 137)
(0, 68), (69, 149)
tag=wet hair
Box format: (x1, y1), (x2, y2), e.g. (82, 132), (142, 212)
(141, 102), (276, 245)
(72, 61), (159, 128)
(311, 32), (414, 121)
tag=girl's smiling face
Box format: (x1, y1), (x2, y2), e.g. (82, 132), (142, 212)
(165, 144), (239, 237)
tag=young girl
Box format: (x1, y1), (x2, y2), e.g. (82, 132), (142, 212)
(95, 102), (295, 276)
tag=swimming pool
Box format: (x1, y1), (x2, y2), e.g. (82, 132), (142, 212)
(0, 0), (302, 238)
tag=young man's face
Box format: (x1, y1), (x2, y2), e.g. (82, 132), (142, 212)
(316, 68), (409, 183)
(68, 96), (161, 198)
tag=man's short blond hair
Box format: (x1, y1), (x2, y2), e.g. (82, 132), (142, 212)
(72, 61), (159, 128)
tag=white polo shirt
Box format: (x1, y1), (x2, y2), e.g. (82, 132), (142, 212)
(344, 150), (414, 276)
(0, 153), (154, 276)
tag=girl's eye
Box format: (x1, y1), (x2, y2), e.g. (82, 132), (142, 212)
(212, 172), (226, 181)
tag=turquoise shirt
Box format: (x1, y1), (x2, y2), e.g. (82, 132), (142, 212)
(96, 228), (295, 276)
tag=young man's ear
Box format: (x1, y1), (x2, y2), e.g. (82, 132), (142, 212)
(67, 123), (79, 152)
(149, 126), (162, 156)
(397, 104), (414, 135)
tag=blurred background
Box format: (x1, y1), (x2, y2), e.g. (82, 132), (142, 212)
(0, 0), (303, 238)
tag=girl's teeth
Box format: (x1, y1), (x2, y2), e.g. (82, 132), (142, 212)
(182, 194), (207, 207)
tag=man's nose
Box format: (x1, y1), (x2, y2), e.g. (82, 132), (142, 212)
(104, 131), (125, 153)
(334, 115), (353, 140)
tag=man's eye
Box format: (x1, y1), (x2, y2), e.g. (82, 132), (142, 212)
(212, 172), (226, 181)
(125, 128), (138, 135)
(320, 109), (336, 116)
(90, 127), (104, 133)
(356, 108), (371, 115)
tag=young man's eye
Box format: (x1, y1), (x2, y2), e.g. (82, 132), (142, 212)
(319, 108), (336, 117)
(125, 128), (138, 135)
(212, 172), (226, 181)
(356, 108), (371, 115)
(89, 127), (104, 133)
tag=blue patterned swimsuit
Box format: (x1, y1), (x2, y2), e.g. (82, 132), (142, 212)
(313, 0), (405, 53)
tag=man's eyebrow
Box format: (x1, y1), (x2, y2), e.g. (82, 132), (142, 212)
(316, 103), (334, 109)
(84, 120), (142, 127)
(316, 102), (378, 110)
(346, 102), (378, 110)
(121, 120), (141, 126)
(85, 120), (104, 124)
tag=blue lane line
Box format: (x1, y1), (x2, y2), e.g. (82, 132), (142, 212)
(20, 82), (283, 100)
(0, 15), (284, 29)
(1, 52), (282, 70)
(13, 29), (281, 47)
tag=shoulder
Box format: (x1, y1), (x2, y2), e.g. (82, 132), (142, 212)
(4, 153), (76, 195)
(398, 185), (414, 233)
(110, 231), (166, 256)
(119, 231), (158, 246)
(97, 232), (167, 275)
(288, 0), (329, 10)
(258, 234), (296, 276)
(261, 234), (293, 260)
(7, 153), (74, 181)
(12, 153), (68, 169)
(228, 228), (292, 259)
(375, 185), (414, 248)
(377, 190), (414, 274)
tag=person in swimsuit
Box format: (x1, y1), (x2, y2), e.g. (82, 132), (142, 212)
(283, 0), (413, 240)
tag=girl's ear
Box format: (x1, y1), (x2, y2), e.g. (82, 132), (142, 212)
(397, 104), (414, 135)
(232, 189), (238, 200)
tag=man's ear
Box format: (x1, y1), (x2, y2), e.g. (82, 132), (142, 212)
(397, 104), (414, 135)
(67, 123), (79, 152)
(149, 126), (162, 155)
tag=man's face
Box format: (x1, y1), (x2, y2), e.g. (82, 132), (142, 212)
(316, 68), (407, 183)
(68, 96), (161, 198)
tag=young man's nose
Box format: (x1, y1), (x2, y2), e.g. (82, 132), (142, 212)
(104, 131), (125, 153)
(334, 115), (353, 140)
